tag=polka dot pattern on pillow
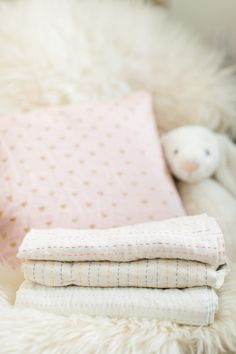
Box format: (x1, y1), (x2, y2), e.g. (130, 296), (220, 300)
(0, 92), (185, 264)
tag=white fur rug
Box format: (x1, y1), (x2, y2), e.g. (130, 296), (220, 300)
(0, 263), (235, 354)
(0, 0), (236, 137)
(0, 0), (236, 353)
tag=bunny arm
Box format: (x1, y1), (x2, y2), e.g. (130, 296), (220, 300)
(215, 135), (236, 198)
(178, 179), (236, 264)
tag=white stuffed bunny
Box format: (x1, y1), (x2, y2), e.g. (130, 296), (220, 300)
(162, 125), (236, 198)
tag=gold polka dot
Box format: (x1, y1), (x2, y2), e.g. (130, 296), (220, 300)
(79, 160), (85, 164)
(38, 206), (45, 212)
(115, 124), (121, 129)
(119, 149), (125, 154)
(90, 224), (96, 229)
(50, 165), (56, 170)
(40, 177), (45, 181)
(126, 216), (132, 222)
(131, 182), (137, 186)
(101, 213), (108, 218)
(49, 192), (55, 196)
(72, 192), (78, 197)
(117, 172), (123, 177)
(19, 159), (25, 164)
(59, 181), (64, 186)
(106, 133), (112, 138)
(74, 144), (80, 149)
(89, 151), (96, 156)
(32, 188), (38, 193)
(7, 195), (13, 201)
(40, 156), (46, 161)
(17, 134), (23, 139)
(72, 218), (79, 223)
(85, 202), (92, 208)
(36, 137), (42, 142)
(49, 146), (55, 150)
(26, 123), (32, 128)
(5, 176), (10, 181)
(2, 233), (7, 239)
(122, 192), (128, 197)
(125, 161), (131, 166)
(65, 154), (71, 158)
(18, 182), (23, 187)
(107, 182), (113, 186)
(2, 158), (7, 163)
(21, 202), (27, 207)
(23, 227), (30, 233)
(103, 161), (110, 167)
(91, 169), (97, 175)
(150, 187), (156, 191)
(46, 221), (52, 226)
(9, 145), (15, 151)
(0, 211), (3, 218)
(97, 191), (104, 196)
(82, 134), (88, 139)
(99, 143), (105, 148)
(112, 202), (117, 208)
(69, 170), (75, 175)
(141, 171), (147, 176)
(162, 200), (167, 205)
(141, 200), (148, 205)
(83, 181), (90, 186)
(9, 217), (16, 222)
(10, 242), (16, 248)
(60, 136), (65, 140)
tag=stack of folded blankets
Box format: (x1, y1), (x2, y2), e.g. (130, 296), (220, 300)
(16, 214), (228, 326)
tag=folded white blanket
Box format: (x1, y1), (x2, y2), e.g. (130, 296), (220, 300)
(15, 281), (218, 326)
(17, 214), (225, 266)
(22, 260), (228, 289)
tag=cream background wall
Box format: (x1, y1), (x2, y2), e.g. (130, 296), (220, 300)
(167, 0), (236, 63)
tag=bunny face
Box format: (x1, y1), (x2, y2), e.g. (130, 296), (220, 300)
(162, 126), (220, 183)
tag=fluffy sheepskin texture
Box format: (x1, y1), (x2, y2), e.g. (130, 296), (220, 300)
(0, 0), (236, 138)
(0, 0), (236, 353)
(0, 262), (235, 354)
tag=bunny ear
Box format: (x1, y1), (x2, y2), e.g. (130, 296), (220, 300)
(215, 134), (236, 198)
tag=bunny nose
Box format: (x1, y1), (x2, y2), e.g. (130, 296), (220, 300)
(182, 161), (199, 173)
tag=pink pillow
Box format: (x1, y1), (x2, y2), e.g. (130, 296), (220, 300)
(0, 92), (185, 264)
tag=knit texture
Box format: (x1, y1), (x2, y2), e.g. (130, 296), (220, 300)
(22, 260), (228, 289)
(18, 214), (226, 266)
(15, 281), (218, 326)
